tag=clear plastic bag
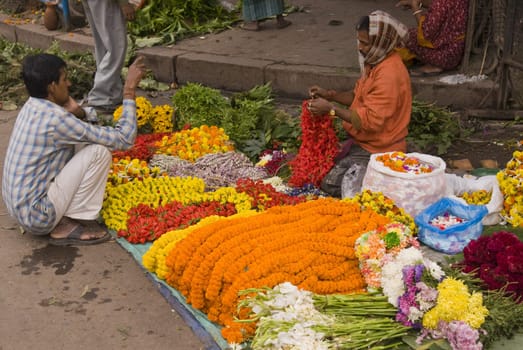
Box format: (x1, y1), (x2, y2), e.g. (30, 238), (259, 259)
(362, 152), (447, 217)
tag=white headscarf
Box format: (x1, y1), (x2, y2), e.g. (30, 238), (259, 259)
(358, 10), (408, 73)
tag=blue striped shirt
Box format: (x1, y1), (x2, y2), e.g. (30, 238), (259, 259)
(2, 97), (137, 234)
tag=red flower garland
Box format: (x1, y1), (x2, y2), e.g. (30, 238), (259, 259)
(288, 100), (339, 187)
(118, 200), (237, 244)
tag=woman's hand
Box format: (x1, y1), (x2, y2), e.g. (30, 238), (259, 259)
(308, 85), (328, 99)
(307, 97), (332, 116)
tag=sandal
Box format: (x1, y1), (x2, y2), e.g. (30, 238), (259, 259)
(49, 222), (112, 246)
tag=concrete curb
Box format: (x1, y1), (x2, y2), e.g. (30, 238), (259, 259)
(0, 13), (496, 109)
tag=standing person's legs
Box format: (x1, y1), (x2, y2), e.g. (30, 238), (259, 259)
(82, 0), (127, 109)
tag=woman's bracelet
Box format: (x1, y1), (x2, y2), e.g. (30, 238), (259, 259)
(412, 9), (423, 16)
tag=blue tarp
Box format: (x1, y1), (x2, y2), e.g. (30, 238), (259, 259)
(111, 233), (229, 350)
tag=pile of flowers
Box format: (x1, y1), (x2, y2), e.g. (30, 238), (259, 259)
(496, 150), (523, 226)
(158, 198), (390, 343)
(234, 282), (408, 350)
(113, 96), (174, 133)
(355, 222), (419, 291)
(376, 151), (433, 174)
(460, 190), (492, 205)
(461, 230), (523, 300)
(154, 125), (234, 162)
(108, 157), (165, 186)
(380, 247), (489, 349)
(429, 212), (467, 230)
(112, 132), (171, 161)
(256, 149), (291, 176)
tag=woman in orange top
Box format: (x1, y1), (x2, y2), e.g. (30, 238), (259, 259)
(308, 11), (412, 197)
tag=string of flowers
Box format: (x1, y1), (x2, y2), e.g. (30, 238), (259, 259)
(143, 211), (260, 279)
(287, 100), (339, 187)
(496, 150), (523, 226)
(107, 157), (165, 186)
(101, 176), (252, 232)
(154, 125), (235, 162)
(119, 200), (238, 243)
(162, 198), (391, 344)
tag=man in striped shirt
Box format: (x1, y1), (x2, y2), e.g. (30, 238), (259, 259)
(2, 54), (146, 245)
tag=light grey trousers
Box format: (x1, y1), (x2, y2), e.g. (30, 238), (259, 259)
(81, 0), (127, 108)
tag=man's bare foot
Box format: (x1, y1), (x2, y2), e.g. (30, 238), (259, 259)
(49, 217), (111, 246)
(242, 20), (260, 31)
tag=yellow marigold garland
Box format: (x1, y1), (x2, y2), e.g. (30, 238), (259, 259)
(142, 211), (259, 280)
(163, 198), (391, 344)
(460, 190), (492, 205)
(101, 176), (252, 232)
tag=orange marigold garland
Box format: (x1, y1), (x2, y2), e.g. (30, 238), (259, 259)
(163, 198), (390, 344)
(288, 100), (339, 187)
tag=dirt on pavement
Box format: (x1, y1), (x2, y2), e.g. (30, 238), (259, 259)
(0, 109), (207, 350)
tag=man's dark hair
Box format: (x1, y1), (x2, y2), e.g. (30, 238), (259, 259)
(356, 16), (370, 31)
(22, 53), (66, 98)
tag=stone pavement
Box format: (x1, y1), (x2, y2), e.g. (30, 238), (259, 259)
(0, 0), (495, 109)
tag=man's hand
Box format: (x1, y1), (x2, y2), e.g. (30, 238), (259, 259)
(120, 3), (136, 21)
(123, 56), (147, 100)
(63, 96), (86, 119)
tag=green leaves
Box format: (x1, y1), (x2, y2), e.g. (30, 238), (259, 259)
(407, 99), (465, 155)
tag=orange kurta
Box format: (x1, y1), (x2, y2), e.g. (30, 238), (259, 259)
(343, 52), (412, 154)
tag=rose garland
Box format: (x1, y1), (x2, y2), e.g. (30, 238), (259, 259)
(288, 100), (339, 187)
(162, 198), (391, 343)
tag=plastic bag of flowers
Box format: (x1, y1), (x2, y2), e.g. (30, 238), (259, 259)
(362, 152), (447, 217)
(415, 197), (488, 254)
